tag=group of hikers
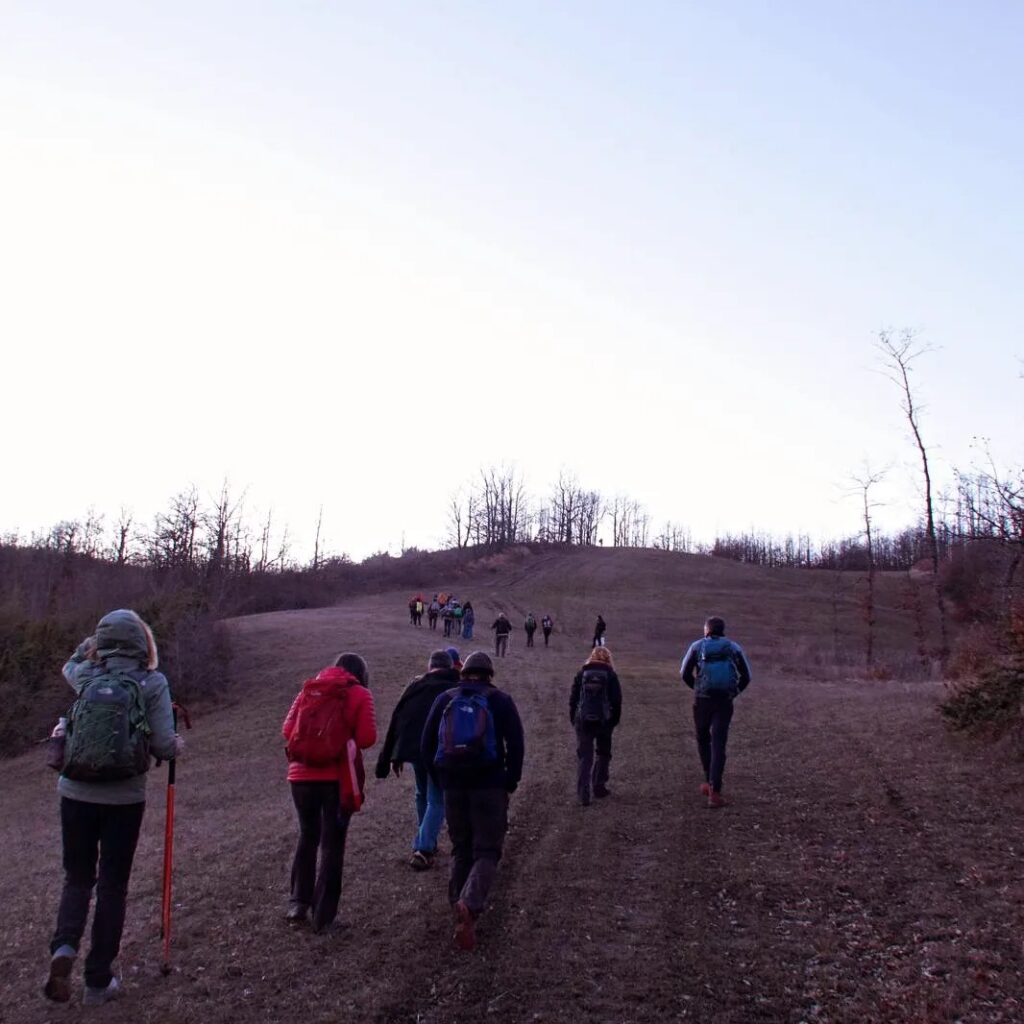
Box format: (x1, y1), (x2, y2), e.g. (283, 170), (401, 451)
(408, 594), (477, 639)
(41, 606), (751, 1005)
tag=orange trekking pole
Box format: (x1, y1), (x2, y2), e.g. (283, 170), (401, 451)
(160, 701), (191, 976)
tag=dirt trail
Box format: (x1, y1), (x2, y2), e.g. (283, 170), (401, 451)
(1, 552), (1022, 1023)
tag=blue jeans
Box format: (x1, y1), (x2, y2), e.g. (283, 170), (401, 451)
(412, 763), (445, 854)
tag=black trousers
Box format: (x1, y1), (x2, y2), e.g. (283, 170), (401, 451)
(525, 628), (535, 647)
(444, 787), (509, 915)
(693, 695), (735, 793)
(576, 724), (613, 801)
(51, 797), (146, 989)
(543, 628), (552, 646)
(290, 782), (351, 930)
(495, 634), (509, 657)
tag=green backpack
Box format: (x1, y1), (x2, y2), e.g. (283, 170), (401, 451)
(62, 669), (152, 782)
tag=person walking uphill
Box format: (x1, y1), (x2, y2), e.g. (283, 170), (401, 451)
(679, 617), (751, 809)
(492, 612), (512, 657)
(541, 614), (554, 646)
(421, 652), (524, 952)
(44, 609), (184, 1007)
(569, 646), (622, 806)
(593, 614), (607, 648)
(282, 653), (377, 932)
(375, 651), (461, 870)
(524, 613), (537, 648)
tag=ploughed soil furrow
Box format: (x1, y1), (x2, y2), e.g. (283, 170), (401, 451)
(1, 551), (1023, 1023)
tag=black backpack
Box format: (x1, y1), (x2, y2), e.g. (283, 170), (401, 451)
(576, 668), (612, 726)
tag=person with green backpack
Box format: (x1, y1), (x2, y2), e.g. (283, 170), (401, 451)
(44, 610), (183, 1007)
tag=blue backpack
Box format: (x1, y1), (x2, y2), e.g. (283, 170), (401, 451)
(697, 637), (739, 693)
(435, 688), (498, 767)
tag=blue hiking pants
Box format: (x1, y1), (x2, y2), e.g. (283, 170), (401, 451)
(412, 762), (445, 854)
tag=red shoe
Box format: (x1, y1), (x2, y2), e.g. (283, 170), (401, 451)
(708, 790), (726, 809)
(453, 900), (477, 951)
(699, 783), (711, 797)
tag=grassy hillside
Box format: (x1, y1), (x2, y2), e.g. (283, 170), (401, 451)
(2, 548), (1017, 1024)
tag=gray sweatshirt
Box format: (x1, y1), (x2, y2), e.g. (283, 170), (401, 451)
(58, 640), (178, 805)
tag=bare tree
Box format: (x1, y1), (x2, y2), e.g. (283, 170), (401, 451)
(877, 329), (948, 658)
(850, 465), (887, 668)
(311, 505), (324, 571)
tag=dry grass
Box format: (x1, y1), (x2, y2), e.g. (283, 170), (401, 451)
(1, 548), (1021, 1023)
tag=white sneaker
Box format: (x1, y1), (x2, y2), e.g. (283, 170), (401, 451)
(82, 975), (122, 1007)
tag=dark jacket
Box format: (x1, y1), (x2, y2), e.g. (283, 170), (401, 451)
(569, 664), (622, 729)
(420, 680), (525, 793)
(679, 636), (752, 697)
(593, 616), (606, 640)
(492, 617), (512, 636)
(375, 668), (461, 777)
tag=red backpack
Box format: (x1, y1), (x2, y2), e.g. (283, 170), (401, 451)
(286, 678), (350, 766)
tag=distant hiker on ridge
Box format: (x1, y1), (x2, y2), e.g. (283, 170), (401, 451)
(593, 614), (606, 648)
(491, 613), (512, 657)
(524, 612), (537, 648)
(541, 614), (554, 646)
(679, 616), (751, 809)
(282, 652), (377, 931)
(570, 645), (622, 806)
(44, 610), (184, 1007)
(421, 651), (525, 952)
(462, 601), (476, 640)
(375, 650), (461, 870)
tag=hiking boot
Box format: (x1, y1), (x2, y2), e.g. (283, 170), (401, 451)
(285, 903), (309, 925)
(700, 782), (711, 797)
(43, 946), (76, 1003)
(313, 920), (344, 936)
(82, 976), (122, 1007)
(708, 791), (727, 809)
(453, 900), (476, 952)
(410, 850), (434, 871)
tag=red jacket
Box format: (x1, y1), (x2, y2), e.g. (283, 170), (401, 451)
(282, 668), (378, 783)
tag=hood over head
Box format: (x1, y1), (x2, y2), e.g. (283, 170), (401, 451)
(95, 609), (158, 669)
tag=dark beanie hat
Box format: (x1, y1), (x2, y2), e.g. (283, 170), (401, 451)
(461, 651), (494, 678)
(335, 652), (369, 685)
(428, 650), (454, 670)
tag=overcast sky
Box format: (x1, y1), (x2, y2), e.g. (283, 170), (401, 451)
(2, 2), (1021, 560)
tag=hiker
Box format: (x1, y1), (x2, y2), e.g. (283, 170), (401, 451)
(408, 597), (418, 626)
(375, 651), (461, 870)
(679, 616), (751, 809)
(592, 614), (606, 648)
(541, 614), (554, 646)
(491, 613), (512, 657)
(443, 603), (455, 639)
(428, 597), (440, 631)
(446, 646), (463, 672)
(462, 601), (475, 640)
(44, 610), (183, 1007)
(453, 601), (464, 636)
(414, 597), (424, 627)
(524, 613), (537, 648)
(569, 646), (622, 806)
(282, 652), (377, 931)
(421, 651), (525, 951)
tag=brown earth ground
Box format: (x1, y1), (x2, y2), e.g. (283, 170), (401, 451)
(1, 548), (1022, 1023)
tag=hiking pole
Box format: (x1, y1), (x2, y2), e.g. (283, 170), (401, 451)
(161, 701), (192, 977)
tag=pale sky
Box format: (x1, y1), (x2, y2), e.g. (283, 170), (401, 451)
(2, 2), (1021, 560)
